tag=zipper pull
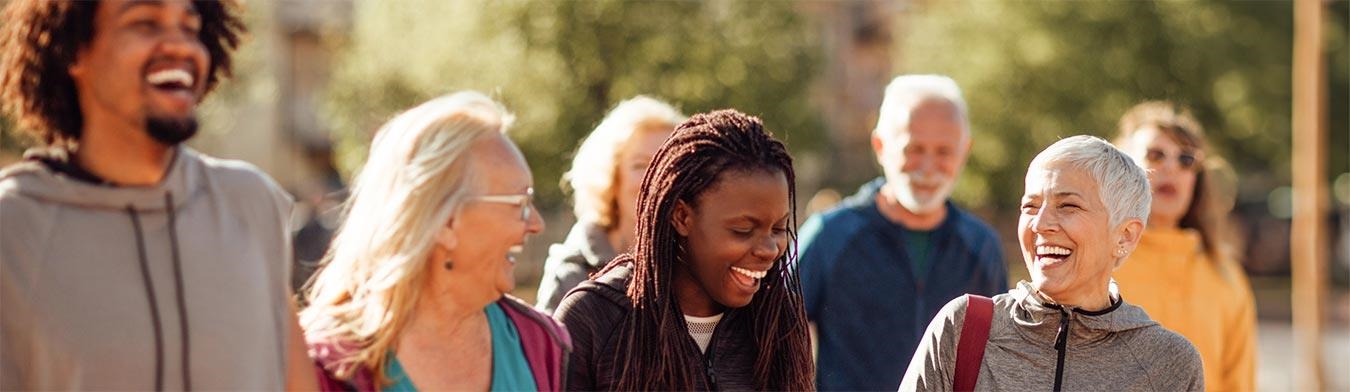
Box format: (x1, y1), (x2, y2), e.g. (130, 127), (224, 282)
(1053, 309), (1070, 351)
(704, 355), (718, 389)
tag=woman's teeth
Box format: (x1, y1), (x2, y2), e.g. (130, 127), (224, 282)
(730, 266), (767, 280)
(507, 245), (523, 264)
(1036, 245), (1071, 258)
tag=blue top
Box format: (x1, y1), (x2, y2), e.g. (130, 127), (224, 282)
(382, 303), (539, 392)
(796, 177), (1008, 391)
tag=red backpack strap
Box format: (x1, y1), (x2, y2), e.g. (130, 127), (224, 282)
(953, 294), (994, 392)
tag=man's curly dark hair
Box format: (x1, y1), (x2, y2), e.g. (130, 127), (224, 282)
(0, 0), (247, 146)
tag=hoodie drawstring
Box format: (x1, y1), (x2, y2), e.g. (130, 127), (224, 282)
(164, 192), (192, 391)
(127, 207), (165, 391)
(126, 192), (192, 391)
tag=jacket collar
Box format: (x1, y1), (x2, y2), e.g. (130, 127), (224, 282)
(594, 262), (745, 326)
(1008, 280), (1158, 344)
(843, 176), (962, 234)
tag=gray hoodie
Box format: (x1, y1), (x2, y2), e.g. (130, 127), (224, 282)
(900, 281), (1204, 391)
(0, 147), (295, 390)
(534, 220), (617, 314)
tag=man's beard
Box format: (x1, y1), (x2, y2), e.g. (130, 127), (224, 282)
(893, 171), (954, 214)
(146, 115), (199, 146)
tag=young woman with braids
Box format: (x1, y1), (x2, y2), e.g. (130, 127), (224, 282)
(553, 109), (815, 391)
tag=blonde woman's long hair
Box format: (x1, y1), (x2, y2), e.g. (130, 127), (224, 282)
(300, 91), (514, 385)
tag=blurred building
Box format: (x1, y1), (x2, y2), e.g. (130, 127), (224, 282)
(802, 0), (906, 192)
(188, 0), (354, 290)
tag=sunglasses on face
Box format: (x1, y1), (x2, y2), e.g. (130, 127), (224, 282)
(1144, 148), (1200, 170)
(470, 188), (535, 222)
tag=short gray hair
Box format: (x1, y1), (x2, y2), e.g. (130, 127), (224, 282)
(873, 74), (969, 139)
(1030, 135), (1151, 227)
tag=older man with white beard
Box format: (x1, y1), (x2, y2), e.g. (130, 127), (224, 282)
(796, 74), (1008, 391)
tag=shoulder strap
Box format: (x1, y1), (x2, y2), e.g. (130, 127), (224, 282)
(953, 294), (994, 392)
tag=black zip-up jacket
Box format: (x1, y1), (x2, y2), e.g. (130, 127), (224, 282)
(553, 263), (758, 391)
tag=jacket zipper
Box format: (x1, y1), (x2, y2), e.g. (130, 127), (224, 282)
(701, 312), (726, 391)
(1052, 308), (1070, 392)
(703, 353), (718, 391)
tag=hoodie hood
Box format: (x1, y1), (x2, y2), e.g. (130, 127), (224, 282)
(1007, 280), (1158, 344)
(0, 146), (199, 212)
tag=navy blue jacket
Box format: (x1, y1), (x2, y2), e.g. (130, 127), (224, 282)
(797, 178), (1007, 391)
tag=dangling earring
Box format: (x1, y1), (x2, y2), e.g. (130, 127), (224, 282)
(443, 259), (454, 270)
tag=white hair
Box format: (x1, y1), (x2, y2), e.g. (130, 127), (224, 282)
(1030, 135), (1151, 227)
(564, 95), (684, 227)
(300, 91), (513, 382)
(873, 74), (969, 139)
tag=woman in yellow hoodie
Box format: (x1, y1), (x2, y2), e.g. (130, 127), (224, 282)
(1112, 101), (1257, 392)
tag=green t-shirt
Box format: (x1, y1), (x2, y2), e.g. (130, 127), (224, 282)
(904, 230), (933, 279)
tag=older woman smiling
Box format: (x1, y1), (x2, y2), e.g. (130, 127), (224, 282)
(900, 136), (1203, 392)
(301, 92), (569, 391)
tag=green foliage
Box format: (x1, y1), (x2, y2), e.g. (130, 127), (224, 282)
(901, 1), (1348, 210)
(324, 0), (824, 209)
(0, 116), (20, 161)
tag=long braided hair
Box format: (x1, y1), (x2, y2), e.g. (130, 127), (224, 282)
(599, 109), (815, 390)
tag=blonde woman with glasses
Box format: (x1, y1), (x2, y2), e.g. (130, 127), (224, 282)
(301, 91), (570, 391)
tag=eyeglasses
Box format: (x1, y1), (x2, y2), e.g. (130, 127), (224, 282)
(1144, 148), (1201, 171)
(470, 188), (535, 222)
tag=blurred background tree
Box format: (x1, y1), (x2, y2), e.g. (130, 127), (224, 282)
(898, 0), (1348, 213)
(896, 0), (1348, 281)
(323, 0), (824, 210)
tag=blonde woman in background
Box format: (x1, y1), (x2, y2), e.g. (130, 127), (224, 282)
(1112, 101), (1256, 392)
(534, 96), (684, 313)
(301, 91), (569, 391)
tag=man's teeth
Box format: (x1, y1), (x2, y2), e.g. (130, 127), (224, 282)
(146, 69), (194, 87)
(1037, 245), (1072, 256)
(730, 266), (767, 280)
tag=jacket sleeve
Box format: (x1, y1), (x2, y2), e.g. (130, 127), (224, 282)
(1220, 271), (1257, 392)
(794, 214), (830, 320)
(1184, 352), (1206, 392)
(899, 296), (966, 392)
(1146, 329), (1205, 392)
(553, 287), (619, 391)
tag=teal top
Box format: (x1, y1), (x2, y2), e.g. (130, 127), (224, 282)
(381, 302), (539, 392)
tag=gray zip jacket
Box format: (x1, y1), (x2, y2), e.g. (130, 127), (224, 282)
(0, 147), (294, 390)
(900, 281), (1203, 391)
